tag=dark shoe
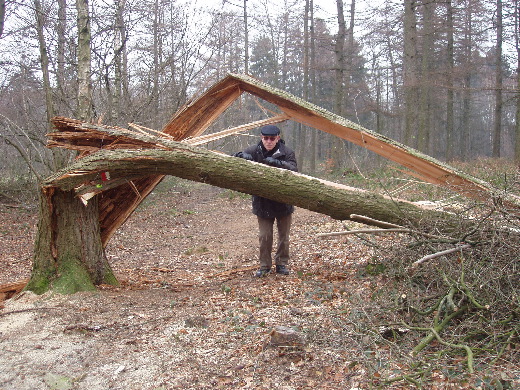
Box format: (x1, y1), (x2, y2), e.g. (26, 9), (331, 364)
(254, 268), (271, 277)
(275, 265), (289, 275)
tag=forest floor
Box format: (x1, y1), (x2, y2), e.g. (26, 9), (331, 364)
(0, 178), (518, 390)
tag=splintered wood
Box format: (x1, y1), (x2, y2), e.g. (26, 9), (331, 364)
(47, 74), (519, 248)
(0, 279), (29, 304)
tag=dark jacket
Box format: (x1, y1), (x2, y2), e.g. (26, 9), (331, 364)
(236, 140), (298, 219)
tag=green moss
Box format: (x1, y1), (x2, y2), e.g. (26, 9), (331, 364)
(101, 268), (119, 287)
(24, 270), (53, 295)
(51, 256), (97, 294)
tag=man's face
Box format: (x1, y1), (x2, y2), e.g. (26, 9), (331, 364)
(261, 135), (279, 151)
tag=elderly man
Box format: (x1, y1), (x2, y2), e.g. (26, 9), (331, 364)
(234, 125), (298, 277)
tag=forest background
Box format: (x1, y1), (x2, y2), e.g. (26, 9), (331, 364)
(0, 2), (519, 387)
(1, 0), (519, 182)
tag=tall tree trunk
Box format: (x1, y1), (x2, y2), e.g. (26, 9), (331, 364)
(244, 0), (249, 74)
(493, 0), (503, 157)
(461, 0), (473, 160)
(403, 0), (419, 147)
(515, 0), (520, 163)
(76, 0), (94, 121)
(56, 0), (66, 110)
(446, 0), (455, 161)
(417, 0), (433, 154)
(309, 0), (317, 173)
(28, 0), (117, 295)
(297, 0), (311, 170)
(111, 0), (127, 125)
(35, 0), (68, 170)
(331, 0), (347, 171)
(34, 0), (55, 127)
(152, 0), (161, 128)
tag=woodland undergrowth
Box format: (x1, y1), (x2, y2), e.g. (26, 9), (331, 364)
(336, 158), (520, 388)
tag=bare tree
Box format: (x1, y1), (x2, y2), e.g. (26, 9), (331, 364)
(493, 0), (503, 157)
(0, 0), (5, 38)
(514, 0), (520, 162)
(330, 0), (347, 171)
(417, 0), (434, 154)
(76, 0), (94, 121)
(446, 0), (455, 161)
(403, 0), (419, 148)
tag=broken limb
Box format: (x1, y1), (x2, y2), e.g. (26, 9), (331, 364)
(44, 146), (463, 232)
(412, 244), (472, 267)
(317, 228), (411, 237)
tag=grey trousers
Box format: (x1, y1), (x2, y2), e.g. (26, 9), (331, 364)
(257, 214), (292, 270)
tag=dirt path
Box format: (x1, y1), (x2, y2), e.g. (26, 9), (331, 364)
(1, 181), (380, 389)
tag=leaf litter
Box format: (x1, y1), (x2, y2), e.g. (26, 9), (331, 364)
(0, 180), (517, 389)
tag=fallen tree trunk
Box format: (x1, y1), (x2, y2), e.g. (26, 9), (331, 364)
(26, 121), (479, 295)
(44, 144), (459, 230)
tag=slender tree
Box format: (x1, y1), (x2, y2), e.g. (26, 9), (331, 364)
(331, 0), (347, 171)
(403, 0), (419, 147)
(461, 0), (474, 160)
(33, 0), (55, 127)
(446, 0), (455, 161)
(76, 0), (94, 121)
(0, 0), (5, 38)
(493, 0), (503, 157)
(417, 0), (434, 154)
(515, 0), (520, 162)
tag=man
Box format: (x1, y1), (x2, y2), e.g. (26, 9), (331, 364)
(234, 125), (298, 277)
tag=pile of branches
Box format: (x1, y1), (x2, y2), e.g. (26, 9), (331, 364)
(343, 190), (519, 387)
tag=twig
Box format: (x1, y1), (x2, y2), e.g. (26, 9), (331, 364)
(410, 305), (469, 354)
(383, 371), (426, 386)
(349, 214), (403, 229)
(0, 307), (61, 317)
(412, 244), (472, 267)
(206, 266), (257, 278)
(429, 327), (475, 373)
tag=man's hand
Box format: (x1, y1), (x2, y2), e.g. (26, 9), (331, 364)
(264, 157), (283, 167)
(234, 152), (253, 160)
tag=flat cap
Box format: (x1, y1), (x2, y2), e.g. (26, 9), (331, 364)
(260, 125), (280, 136)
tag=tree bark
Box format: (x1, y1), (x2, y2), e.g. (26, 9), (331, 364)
(493, 0), (503, 157)
(417, 0), (433, 154)
(403, 0), (419, 148)
(76, 0), (94, 121)
(26, 187), (118, 294)
(514, 0), (520, 163)
(446, 0), (455, 161)
(332, 0), (347, 170)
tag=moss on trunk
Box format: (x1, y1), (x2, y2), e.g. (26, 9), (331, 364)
(26, 187), (118, 295)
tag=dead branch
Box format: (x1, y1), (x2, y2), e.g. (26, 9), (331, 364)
(349, 214), (404, 228)
(412, 244), (472, 267)
(317, 228), (410, 238)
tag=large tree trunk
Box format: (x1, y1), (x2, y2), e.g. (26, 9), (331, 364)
(29, 112), (518, 295)
(26, 187), (118, 294)
(44, 144), (462, 232)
